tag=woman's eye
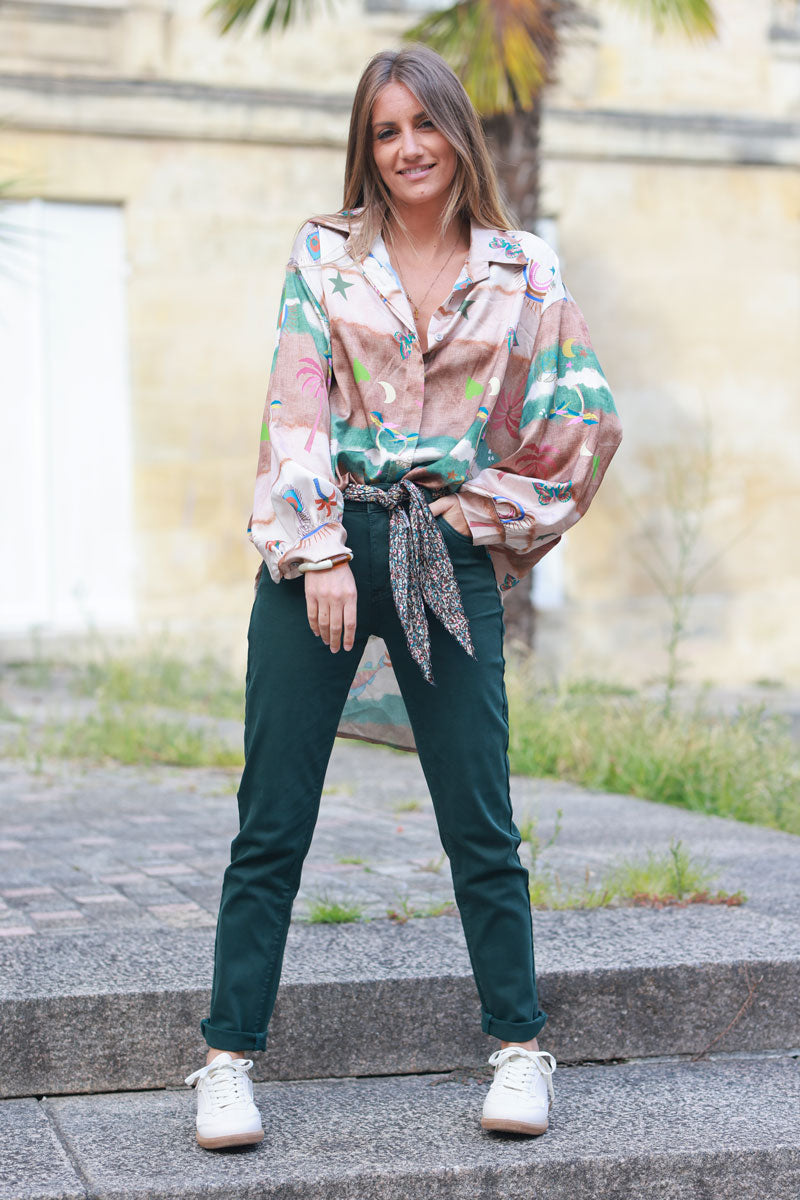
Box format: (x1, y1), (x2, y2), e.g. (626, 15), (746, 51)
(419, 119), (434, 129)
(376, 129), (396, 140)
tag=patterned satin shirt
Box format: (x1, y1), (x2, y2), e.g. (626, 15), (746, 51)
(248, 208), (622, 749)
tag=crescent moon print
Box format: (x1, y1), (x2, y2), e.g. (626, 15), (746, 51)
(378, 380), (396, 404)
(562, 337), (587, 359)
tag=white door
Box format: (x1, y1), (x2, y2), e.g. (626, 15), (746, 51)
(0, 199), (134, 633)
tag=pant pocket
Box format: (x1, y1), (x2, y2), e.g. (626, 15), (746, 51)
(438, 513), (477, 545)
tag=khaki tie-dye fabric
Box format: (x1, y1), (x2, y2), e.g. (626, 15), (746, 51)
(248, 209), (622, 750)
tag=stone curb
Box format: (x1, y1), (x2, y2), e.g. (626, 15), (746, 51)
(1, 906), (798, 1098)
(2, 1055), (797, 1200)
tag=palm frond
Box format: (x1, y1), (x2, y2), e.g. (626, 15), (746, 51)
(405, 0), (558, 115)
(608, 0), (717, 38)
(204, 0), (324, 36)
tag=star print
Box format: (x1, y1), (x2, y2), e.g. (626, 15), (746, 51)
(330, 271), (354, 299)
(458, 298), (475, 319)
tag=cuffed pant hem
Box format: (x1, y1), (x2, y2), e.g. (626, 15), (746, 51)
(201, 1018), (267, 1052)
(481, 1008), (548, 1042)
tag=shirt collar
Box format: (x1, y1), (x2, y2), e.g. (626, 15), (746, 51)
(314, 210), (524, 330)
(318, 209), (524, 268)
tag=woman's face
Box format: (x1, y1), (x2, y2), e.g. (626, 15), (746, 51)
(370, 81), (458, 212)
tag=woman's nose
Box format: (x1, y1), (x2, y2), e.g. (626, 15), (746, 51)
(399, 126), (422, 157)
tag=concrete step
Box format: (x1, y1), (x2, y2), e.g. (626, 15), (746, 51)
(3, 1053), (798, 1200)
(2, 904), (798, 1099)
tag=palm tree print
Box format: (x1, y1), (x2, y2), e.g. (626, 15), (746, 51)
(297, 356), (329, 453)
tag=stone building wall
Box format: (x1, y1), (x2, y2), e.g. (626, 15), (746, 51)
(0, 0), (797, 684)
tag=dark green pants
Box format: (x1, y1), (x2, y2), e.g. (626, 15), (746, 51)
(201, 498), (547, 1051)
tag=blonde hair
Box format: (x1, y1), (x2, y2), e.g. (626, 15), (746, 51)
(315, 45), (515, 260)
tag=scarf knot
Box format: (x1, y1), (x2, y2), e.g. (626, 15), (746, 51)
(342, 479), (475, 683)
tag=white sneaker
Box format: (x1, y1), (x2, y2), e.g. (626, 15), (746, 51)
(480, 1046), (557, 1135)
(184, 1052), (264, 1149)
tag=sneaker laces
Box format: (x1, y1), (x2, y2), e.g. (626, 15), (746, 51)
(184, 1056), (255, 1108)
(487, 1047), (557, 1104)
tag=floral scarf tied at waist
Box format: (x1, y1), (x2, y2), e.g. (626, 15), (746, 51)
(342, 479), (475, 685)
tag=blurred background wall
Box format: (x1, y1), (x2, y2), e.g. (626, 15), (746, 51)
(0, 0), (798, 684)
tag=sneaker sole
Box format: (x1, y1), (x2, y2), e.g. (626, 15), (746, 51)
(481, 1116), (549, 1135)
(196, 1129), (265, 1150)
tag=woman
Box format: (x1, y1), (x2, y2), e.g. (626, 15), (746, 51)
(185, 44), (622, 1148)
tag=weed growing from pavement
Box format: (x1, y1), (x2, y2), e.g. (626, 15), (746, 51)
(305, 895), (365, 924)
(518, 814), (745, 910)
(597, 838), (744, 909)
(393, 798), (423, 812)
(416, 850), (448, 874)
(387, 897), (458, 923)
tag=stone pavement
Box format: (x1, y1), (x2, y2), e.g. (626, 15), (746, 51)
(1, 737), (799, 942)
(1, 729), (799, 1198)
(4, 1055), (797, 1200)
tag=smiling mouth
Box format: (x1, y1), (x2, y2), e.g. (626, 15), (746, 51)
(398, 164), (435, 176)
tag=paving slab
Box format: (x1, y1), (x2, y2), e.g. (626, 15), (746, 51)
(0, 743), (798, 933)
(1, 903), (798, 1098)
(0, 1099), (86, 1200)
(40, 1055), (800, 1200)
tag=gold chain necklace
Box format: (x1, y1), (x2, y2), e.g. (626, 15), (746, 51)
(387, 229), (465, 322)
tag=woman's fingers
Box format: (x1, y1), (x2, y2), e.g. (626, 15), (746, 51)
(304, 564), (358, 652)
(317, 602), (331, 646)
(328, 604), (343, 653)
(429, 495), (471, 537)
(306, 592), (319, 638)
(342, 593), (357, 653)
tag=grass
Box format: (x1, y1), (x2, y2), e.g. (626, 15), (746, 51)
(2, 644), (246, 768)
(69, 651), (245, 720)
(3, 647), (797, 837)
(9, 705), (242, 768)
(605, 838), (713, 900)
(506, 670), (800, 836)
(387, 897), (458, 923)
(393, 798), (423, 813)
(415, 850), (448, 874)
(305, 895), (365, 924)
(292, 836), (743, 919)
(522, 831), (745, 911)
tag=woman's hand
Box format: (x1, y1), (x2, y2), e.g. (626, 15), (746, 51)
(428, 494), (472, 539)
(304, 562), (358, 653)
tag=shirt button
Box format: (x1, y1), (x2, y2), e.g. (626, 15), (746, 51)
(434, 333), (443, 342)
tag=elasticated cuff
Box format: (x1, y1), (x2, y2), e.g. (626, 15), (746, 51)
(200, 1018), (267, 1052)
(481, 1007), (548, 1042)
